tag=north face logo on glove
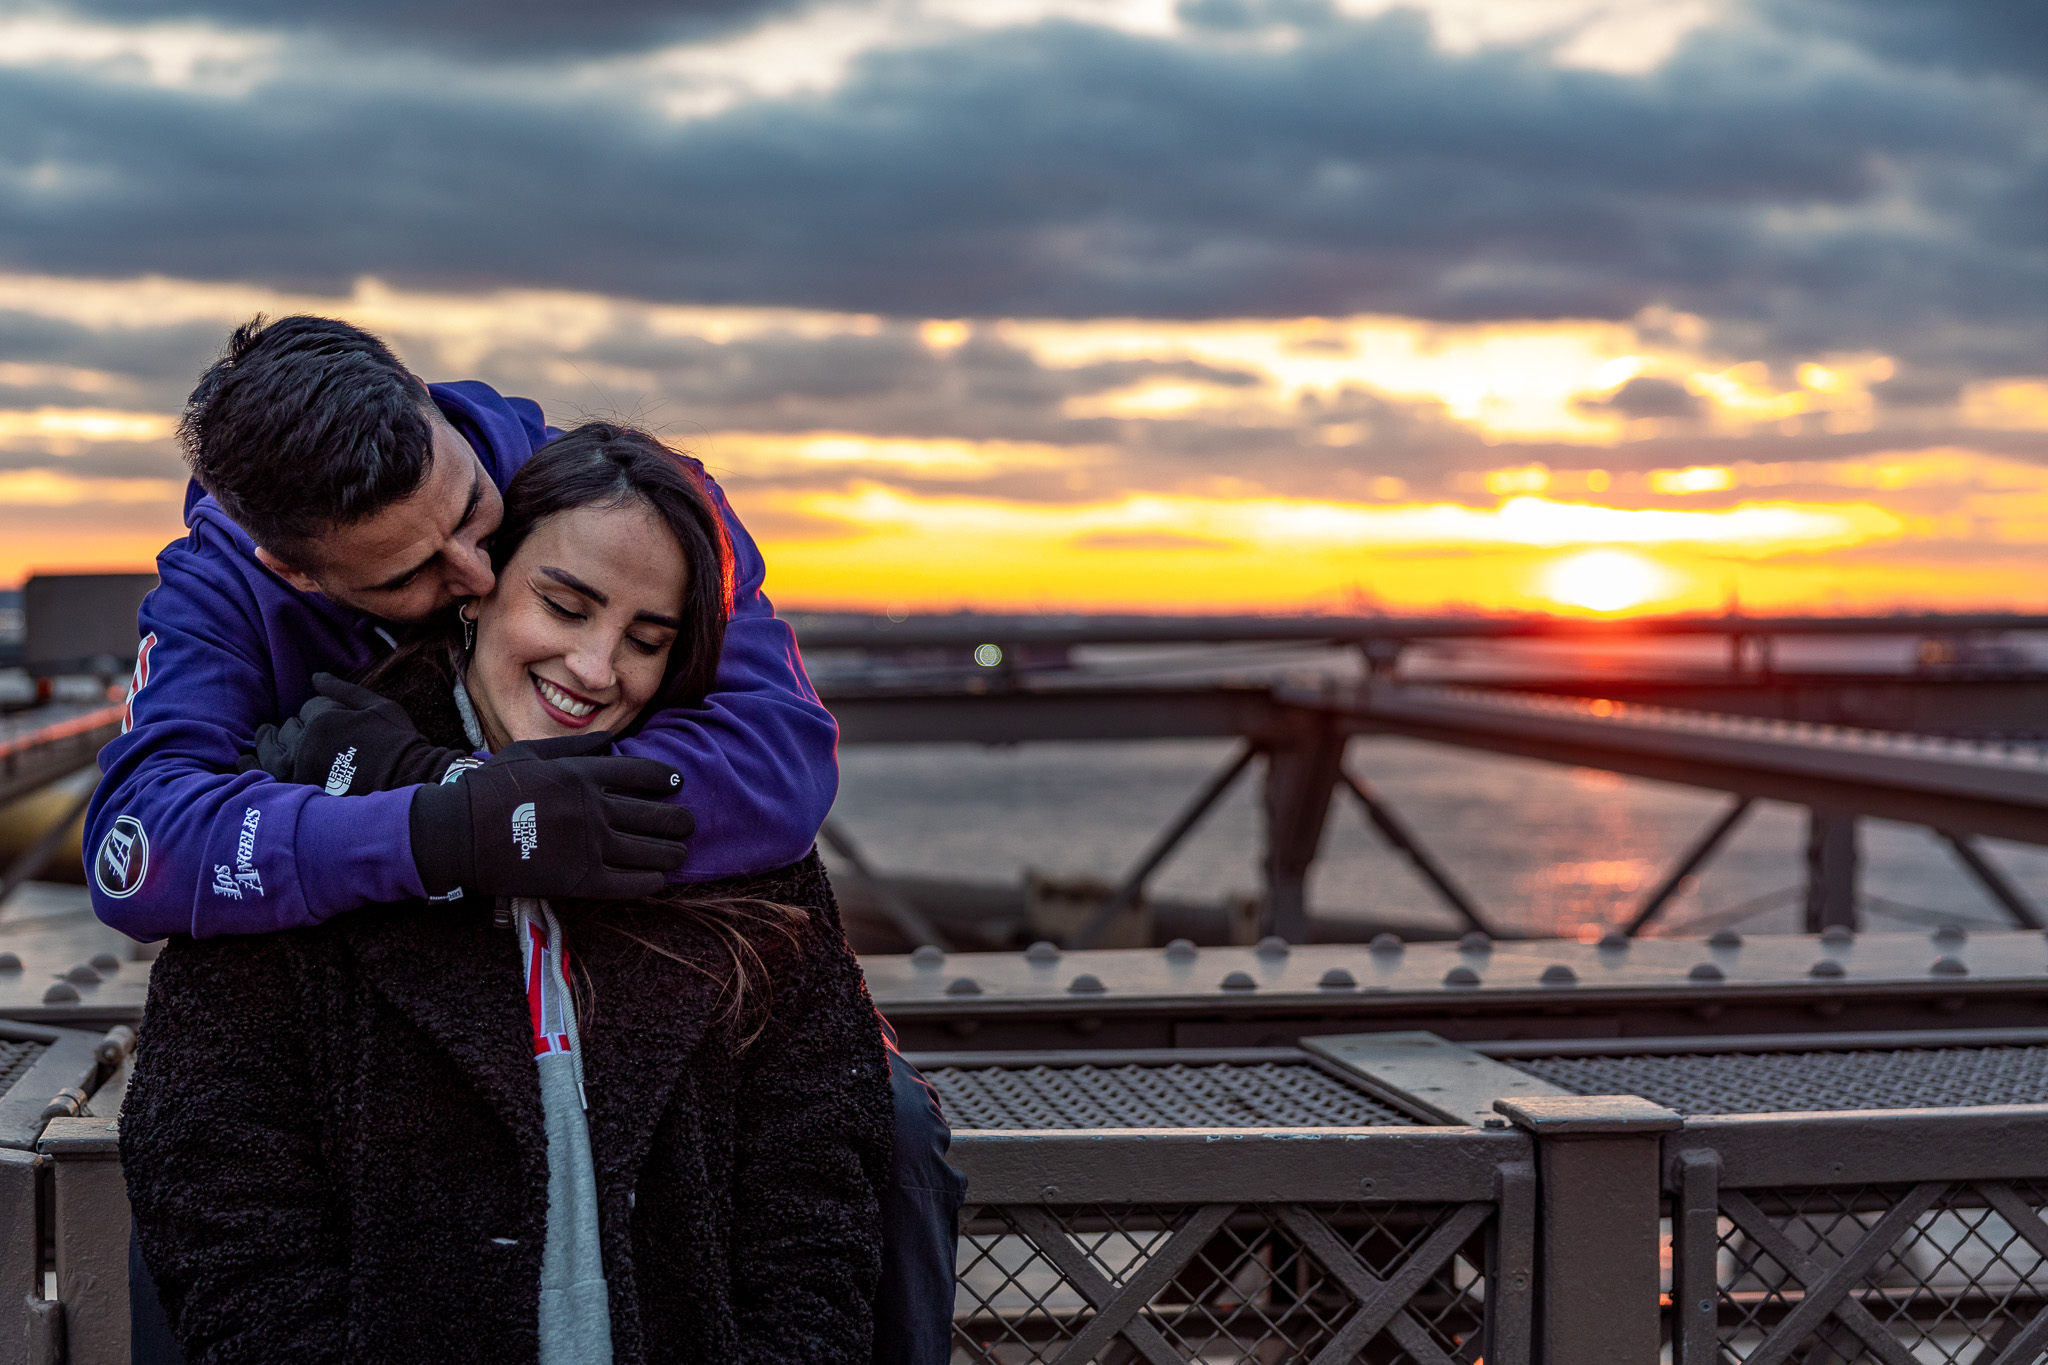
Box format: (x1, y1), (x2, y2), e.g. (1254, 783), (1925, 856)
(511, 802), (538, 860)
(324, 746), (359, 796)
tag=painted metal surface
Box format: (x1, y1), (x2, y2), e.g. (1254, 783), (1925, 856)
(867, 930), (2048, 1016)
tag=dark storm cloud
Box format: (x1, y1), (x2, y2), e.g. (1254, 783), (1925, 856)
(55, 0), (809, 57)
(1772, 0), (2048, 82)
(2, 2), (2037, 352)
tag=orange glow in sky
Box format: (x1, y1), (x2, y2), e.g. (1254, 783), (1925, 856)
(2, 274), (2046, 616)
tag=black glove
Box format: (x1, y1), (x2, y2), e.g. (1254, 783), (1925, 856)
(252, 673), (468, 795)
(408, 731), (695, 901)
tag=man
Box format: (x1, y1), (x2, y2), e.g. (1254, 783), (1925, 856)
(96, 315), (962, 1365)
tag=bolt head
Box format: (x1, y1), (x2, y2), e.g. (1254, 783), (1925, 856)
(1369, 933), (1404, 955)
(1220, 970), (1257, 991)
(910, 944), (945, 969)
(1163, 938), (1198, 961)
(1024, 940), (1061, 964)
(944, 976), (982, 996)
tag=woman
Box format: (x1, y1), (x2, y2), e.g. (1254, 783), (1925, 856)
(121, 423), (895, 1365)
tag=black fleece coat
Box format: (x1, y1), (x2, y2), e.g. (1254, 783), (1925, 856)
(120, 852), (894, 1365)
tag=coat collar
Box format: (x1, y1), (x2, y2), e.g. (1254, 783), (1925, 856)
(337, 901), (720, 1182)
(339, 904), (545, 1146)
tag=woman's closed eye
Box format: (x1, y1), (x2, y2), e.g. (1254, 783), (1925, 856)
(538, 592), (586, 622)
(626, 632), (668, 656)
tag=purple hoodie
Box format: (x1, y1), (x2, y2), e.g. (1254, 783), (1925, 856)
(84, 382), (838, 940)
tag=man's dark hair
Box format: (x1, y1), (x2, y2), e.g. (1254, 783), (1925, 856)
(180, 315), (438, 561)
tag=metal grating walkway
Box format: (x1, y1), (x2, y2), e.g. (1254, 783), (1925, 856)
(0, 1039), (44, 1096)
(1511, 1044), (2048, 1115)
(929, 1061), (1415, 1129)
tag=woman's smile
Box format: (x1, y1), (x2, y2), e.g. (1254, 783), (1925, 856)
(532, 672), (603, 725)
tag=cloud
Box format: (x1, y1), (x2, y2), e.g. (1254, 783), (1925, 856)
(1579, 375), (1700, 419)
(1774, 0), (2048, 82)
(52, 0), (811, 58)
(0, 0), (2038, 393)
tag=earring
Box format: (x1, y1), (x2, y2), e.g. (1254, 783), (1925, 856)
(459, 604), (476, 653)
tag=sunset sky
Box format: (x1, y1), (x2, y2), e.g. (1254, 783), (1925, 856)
(2, 0), (2046, 615)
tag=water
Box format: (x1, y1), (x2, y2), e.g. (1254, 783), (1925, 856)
(828, 736), (2048, 939)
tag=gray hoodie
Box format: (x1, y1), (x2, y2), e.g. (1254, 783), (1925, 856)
(456, 676), (613, 1365)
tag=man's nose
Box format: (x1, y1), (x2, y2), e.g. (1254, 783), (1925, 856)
(445, 543), (496, 600)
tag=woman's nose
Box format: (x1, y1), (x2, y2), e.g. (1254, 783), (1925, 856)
(565, 642), (617, 693)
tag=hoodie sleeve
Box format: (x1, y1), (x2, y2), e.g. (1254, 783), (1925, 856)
(614, 468), (840, 882)
(725, 892), (894, 1364)
(83, 542), (425, 941)
(120, 932), (349, 1365)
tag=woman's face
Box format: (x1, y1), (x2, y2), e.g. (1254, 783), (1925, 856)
(466, 498), (687, 748)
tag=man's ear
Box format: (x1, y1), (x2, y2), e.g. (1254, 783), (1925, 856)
(253, 545), (326, 597)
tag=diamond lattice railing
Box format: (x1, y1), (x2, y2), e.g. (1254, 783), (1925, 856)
(1714, 1181), (2048, 1365)
(953, 1202), (1494, 1365)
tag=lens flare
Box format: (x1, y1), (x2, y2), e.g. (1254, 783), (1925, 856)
(1540, 549), (1679, 614)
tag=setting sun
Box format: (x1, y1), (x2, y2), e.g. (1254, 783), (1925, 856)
(1539, 549), (1681, 614)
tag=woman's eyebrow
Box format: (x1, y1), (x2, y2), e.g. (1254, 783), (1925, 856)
(538, 566), (606, 604)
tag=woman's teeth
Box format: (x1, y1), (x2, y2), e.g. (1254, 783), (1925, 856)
(535, 676), (597, 718)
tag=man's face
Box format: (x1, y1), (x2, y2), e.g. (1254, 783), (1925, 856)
(255, 415), (505, 624)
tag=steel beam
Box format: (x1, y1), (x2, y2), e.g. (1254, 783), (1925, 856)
(1494, 1094), (1683, 1365)
(1803, 811), (1859, 932)
(1339, 769), (1495, 937)
(1347, 688), (2048, 847)
(828, 685), (1281, 746)
(1261, 717), (1346, 942)
(1625, 797), (1752, 936)
(796, 610), (2048, 653)
(1940, 832), (2047, 930)
(38, 1115), (127, 1365)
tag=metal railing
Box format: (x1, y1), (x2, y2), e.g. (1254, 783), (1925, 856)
(950, 1126), (1533, 1365)
(15, 1003), (2048, 1362)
